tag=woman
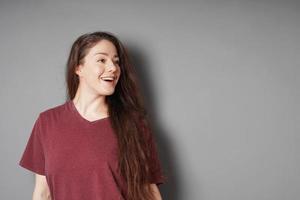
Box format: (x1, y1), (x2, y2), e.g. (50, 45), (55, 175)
(19, 31), (167, 200)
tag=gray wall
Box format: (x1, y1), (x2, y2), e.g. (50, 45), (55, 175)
(1, 0), (299, 199)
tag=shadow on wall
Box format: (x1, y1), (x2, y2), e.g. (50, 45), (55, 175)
(127, 43), (183, 200)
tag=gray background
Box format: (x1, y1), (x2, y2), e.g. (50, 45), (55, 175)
(0, 0), (299, 199)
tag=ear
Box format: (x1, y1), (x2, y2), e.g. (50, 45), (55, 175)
(75, 64), (83, 76)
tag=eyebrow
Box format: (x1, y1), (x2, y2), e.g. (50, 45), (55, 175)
(94, 52), (119, 59)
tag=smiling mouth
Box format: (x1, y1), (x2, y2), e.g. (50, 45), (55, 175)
(100, 75), (117, 83)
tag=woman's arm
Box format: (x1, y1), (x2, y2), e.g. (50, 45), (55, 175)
(32, 174), (51, 200)
(150, 184), (163, 200)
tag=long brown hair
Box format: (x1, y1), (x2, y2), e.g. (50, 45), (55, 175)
(65, 31), (161, 200)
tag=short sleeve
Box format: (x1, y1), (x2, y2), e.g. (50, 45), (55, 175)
(141, 119), (168, 186)
(19, 114), (46, 175)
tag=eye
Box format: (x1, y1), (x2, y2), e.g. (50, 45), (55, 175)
(97, 59), (106, 63)
(114, 60), (120, 65)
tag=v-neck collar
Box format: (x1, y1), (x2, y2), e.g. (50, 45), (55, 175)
(68, 100), (110, 125)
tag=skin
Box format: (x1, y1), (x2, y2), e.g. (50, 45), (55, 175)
(32, 174), (51, 200)
(33, 39), (163, 200)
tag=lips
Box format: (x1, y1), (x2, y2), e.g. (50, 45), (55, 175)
(101, 78), (114, 82)
(100, 75), (117, 83)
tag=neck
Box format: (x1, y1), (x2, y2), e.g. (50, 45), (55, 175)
(72, 85), (109, 118)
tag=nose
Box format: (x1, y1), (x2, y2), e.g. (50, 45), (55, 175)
(106, 60), (117, 72)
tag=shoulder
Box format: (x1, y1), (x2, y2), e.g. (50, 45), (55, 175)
(38, 100), (69, 121)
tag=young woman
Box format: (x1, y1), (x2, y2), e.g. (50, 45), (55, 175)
(19, 31), (167, 200)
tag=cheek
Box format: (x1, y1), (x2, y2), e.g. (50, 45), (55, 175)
(94, 64), (105, 74)
(116, 69), (121, 81)
(117, 67), (121, 76)
(89, 64), (105, 77)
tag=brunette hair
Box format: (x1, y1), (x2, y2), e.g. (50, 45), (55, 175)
(65, 31), (164, 200)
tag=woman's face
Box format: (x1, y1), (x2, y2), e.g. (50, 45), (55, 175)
(75, 39), (121, 96)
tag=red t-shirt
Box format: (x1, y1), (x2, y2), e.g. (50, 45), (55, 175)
(19, 100), (167, 200)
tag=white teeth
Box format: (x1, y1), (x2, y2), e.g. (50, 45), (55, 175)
(101, 76), (115, 81)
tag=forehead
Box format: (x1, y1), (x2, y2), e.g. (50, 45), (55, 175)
(88, 39), (118, 57)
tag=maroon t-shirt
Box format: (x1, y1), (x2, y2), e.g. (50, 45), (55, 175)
(19, 100), (166, 200)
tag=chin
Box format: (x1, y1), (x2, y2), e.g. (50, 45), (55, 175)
(99, 89), (115, 96)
